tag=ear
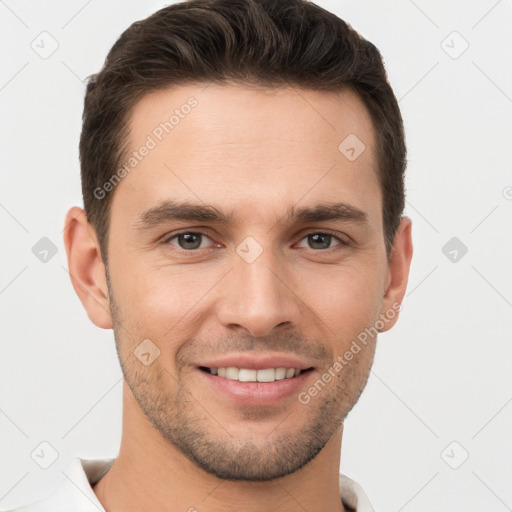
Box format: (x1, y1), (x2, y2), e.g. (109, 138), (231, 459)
(379, 216), (413, 332)
(63, 206), (113, 329)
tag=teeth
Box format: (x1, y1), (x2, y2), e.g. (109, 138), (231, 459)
(239, 368), (257, 382)
(225, 367), (239, 380)
(257, 368), (275, 382)
(209, 366), (303, 382)
(275, 367), (286, 380)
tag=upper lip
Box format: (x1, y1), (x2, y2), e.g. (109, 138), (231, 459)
(197, 353), (315, 371)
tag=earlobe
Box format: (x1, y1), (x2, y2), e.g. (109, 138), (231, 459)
(63, 206), (113, 329)
(379, 216), (413, 333)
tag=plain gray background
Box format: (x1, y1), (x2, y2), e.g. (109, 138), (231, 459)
(1, 0), (511, 510)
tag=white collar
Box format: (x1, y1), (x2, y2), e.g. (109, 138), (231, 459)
(9, 457), (375, 512)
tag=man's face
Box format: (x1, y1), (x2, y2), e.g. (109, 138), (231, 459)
(105, 83), (395, 481)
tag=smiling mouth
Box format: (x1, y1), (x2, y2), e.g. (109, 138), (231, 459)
(199, 366), (314, 383)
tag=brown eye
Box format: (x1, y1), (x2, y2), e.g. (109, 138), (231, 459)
(165, 232), (211, 250)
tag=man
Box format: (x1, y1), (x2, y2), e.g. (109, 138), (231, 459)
(7, 0), (412, 510)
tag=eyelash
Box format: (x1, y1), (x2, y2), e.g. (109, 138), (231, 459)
(161, 230), (350, 253)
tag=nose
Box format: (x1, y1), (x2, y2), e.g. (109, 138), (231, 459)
(215, 243), (303, 338)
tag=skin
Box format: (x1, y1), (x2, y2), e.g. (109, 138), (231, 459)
(63, 82), (413, 512)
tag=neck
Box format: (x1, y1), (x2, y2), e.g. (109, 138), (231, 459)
(93, 382), (349, 512)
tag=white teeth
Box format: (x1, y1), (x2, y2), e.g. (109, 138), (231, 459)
(257, 368), (275, 382)
(209, 366), (303, 382)
(238, 368), (257, 382)
(275, 367), (286, 380)
(225, 367), (239, 380)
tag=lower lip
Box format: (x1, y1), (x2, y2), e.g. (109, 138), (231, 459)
(196, 368), (313, 406)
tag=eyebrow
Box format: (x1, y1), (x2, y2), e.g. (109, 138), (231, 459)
(133, 199), (369, 230)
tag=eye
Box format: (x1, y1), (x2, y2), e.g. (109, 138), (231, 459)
(296, 232), (348, 250)
(164, 231), (216, 251)
(162, 230), (349, 252)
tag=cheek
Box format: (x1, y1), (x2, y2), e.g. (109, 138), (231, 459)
(300, 264), (384, 345)
(113, 262), (219, 341)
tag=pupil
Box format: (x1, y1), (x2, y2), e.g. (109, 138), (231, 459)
(180, 233), (201, 249)
(310, 233), (330, 249)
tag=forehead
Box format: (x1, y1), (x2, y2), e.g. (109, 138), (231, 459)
(112, 82), (381, 228)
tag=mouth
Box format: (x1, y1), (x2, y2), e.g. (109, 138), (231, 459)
(199, 366), (314, 383)
(197, 364), (315, 406)
(195, 354), (317, 406)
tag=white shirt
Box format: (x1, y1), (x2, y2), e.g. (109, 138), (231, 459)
(2, 457), (375, 512)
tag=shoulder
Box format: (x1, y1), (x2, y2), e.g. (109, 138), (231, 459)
(0, 457), (114, 512)
(339, 472), (376, 512)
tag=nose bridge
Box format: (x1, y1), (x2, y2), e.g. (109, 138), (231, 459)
(217, 235), (301, 336)
(239, 244), (284, 305)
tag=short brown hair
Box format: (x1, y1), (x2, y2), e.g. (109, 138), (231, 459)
(80, 0), (407, 264)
